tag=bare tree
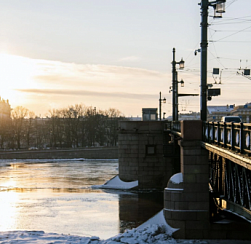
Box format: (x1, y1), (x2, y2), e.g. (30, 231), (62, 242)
(11, 106), (29, 149)
(24, 111), (36, 148)
(2, 104), (124, 149)
(0, 116), (11, 149)
(104, 108), (124, 146)
(48, 109), (64, 148)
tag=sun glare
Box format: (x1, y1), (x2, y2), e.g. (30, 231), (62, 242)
(0, 53), (39, 104)
(0, 53), (37, 88)
(0, 191), (19, 231)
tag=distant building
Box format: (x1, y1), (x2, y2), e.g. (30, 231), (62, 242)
(207, 103), (251, 122)
(179, 112), (200, 120)
(140, 103), (251, 122)
(142, 108), (158, 121)
(207, 105), (234, 121)
(165, 112), (200, 121)
(231, 103), (251, 122)
(0, 98), (11, 119)
(127, 116), (142, 121)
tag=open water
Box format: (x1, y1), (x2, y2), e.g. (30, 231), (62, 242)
(0, 159), (163, 239)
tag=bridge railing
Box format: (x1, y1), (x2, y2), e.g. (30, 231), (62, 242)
(164, 121), (181, 132)
(203, 121), (251, 155)
(172, 121), (181, 132)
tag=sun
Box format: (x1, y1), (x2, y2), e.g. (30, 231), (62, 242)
(0, 52), (39, 104)
(0, 53), (37, 89)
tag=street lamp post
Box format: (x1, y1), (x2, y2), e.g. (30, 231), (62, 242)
(159, 92), (166, 120)
(172, 48), (184, 121)
(200, 0), (226, 121)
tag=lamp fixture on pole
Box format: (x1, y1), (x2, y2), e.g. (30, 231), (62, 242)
(180, 79), (185, 87)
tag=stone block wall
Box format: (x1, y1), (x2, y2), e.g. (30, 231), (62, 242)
(118, 121), (174, 189)
(164, 120), (210, 239)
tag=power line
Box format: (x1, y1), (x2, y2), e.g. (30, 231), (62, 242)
(226, 0), (238, 9)
(210, 16), (251, 26)
(213, 57), (241, 61)
(210, 40), (251, 43)
(210, 29), (251, 33)
(213, 25), (251, 42)
(208, 49), (226, 69)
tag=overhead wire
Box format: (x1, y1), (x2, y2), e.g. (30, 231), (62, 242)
(210, 26), (251, 32)
(225, 0), (238, 9)
(184, 0), (251, 107)
(175, 0), (251, 103)
(208, 26), (220, 65)
(212, 25), (251, 42)
(210, 16), (251, 26)
(206, 0), (251, 76)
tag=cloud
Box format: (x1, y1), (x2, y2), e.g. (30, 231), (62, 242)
(16, 88), (157, 100)
(32, 61), (168, 94)
(118, 56), (141, 62)
(1, 54), (170, 116)
(34, 62), (165, 80)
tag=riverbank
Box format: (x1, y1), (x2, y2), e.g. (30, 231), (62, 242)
(0, 147), (118, 159)
(0, 223), (250, 243)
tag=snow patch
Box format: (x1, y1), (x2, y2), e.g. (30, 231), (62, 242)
(106, 224), (176, 244)
(93, 175), (138, 190)
(169, 173), (183, 184)
(0, 213), (244, 243)
(137, 210), (178, 236)
(105, 210), (178, 244)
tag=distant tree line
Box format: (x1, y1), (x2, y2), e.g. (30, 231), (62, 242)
(0, 104), (126, 150)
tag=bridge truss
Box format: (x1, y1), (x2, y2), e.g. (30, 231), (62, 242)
(203, 121), (251, 220)
(209, 152), (251, 221)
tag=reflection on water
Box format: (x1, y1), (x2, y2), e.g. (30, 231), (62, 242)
(0, 159), (163, 239)
(119, 192), (163, 233)
(0, 191), (19, 231)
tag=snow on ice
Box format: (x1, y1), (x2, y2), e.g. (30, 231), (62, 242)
(92, 175), (138, 190)
(0, 210), (177, 243)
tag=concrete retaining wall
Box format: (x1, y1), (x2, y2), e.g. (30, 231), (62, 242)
(0, 147), (118, 159)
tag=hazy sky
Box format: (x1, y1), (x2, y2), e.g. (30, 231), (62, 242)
(0, 0), (251, 117)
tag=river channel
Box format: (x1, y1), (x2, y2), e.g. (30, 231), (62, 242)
(0, 159), (163, 239)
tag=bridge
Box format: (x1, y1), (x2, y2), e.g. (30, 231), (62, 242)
(164, 120), (251, 239)
(118, 119), (251, 239)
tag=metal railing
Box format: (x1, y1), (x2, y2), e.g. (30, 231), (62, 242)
(166, 121), (251, 156)
(203, 121), (251, 156)
(172, 121), (181, 132)
(164, 121), (181, 132)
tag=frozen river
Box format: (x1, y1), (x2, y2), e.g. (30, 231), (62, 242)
(0, 159), (162, 239)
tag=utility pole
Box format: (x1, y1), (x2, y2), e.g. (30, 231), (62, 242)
(200, 0), (226, 121)
(172, 48), (178, 121)
(172, 48), (185, 121)
(159, 92), (162, 120)
(159, 91), (166, 120)
(200, 0), (208, 121)
(171, 48), (198, 121)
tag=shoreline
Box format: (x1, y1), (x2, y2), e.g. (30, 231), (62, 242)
(0, 147), (118, 159)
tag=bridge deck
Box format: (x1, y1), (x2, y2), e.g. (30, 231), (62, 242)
(202, 142), (251, 171)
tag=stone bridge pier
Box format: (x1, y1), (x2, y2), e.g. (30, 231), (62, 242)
(164, 120), (210, 239)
